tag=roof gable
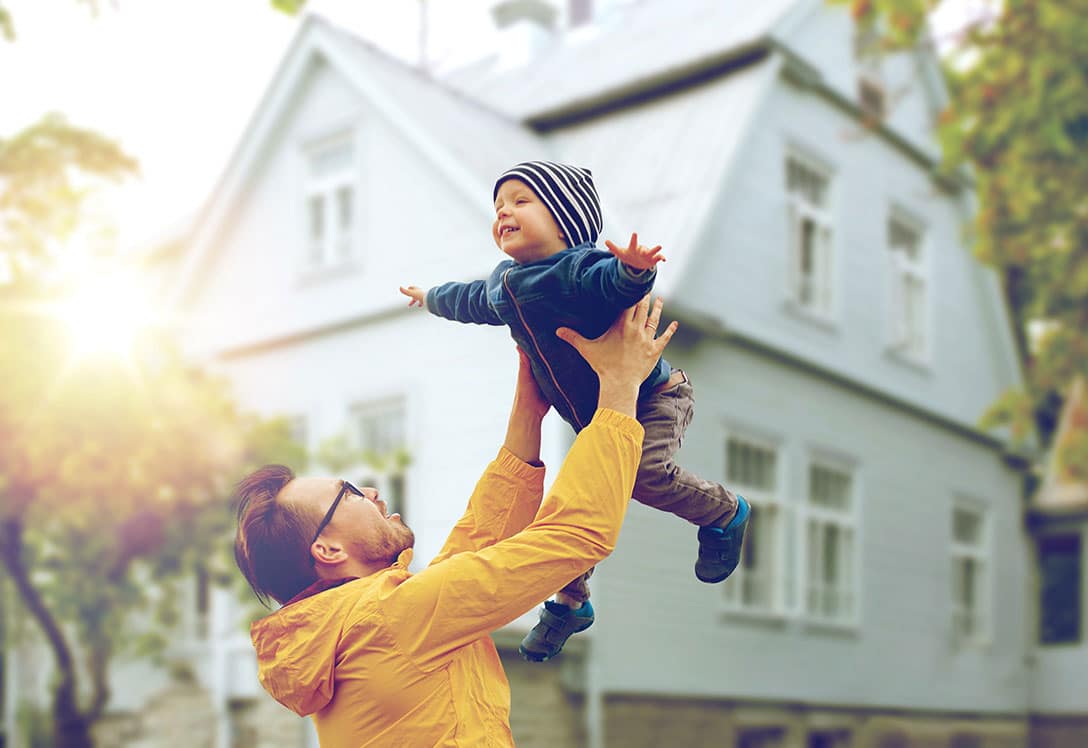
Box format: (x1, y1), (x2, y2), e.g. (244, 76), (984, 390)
(172, 14), (547, 308)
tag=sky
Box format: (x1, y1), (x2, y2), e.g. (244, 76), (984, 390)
(0, 0), (984, 250)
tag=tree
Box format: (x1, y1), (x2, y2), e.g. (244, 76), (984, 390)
(834, 0), (1088, 480)
(0, 86), (303, 748)
(0, 308), (305, 748)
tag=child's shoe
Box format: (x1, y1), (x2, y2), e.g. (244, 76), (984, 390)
(695, 495), (750, 583)
(518, 600), (595, 662)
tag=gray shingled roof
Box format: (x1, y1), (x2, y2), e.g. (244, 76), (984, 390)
(442, 0), (801, 121)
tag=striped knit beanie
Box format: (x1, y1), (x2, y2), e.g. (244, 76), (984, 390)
(494, 161), (603, 247)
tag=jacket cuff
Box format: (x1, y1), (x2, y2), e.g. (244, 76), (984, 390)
(495, 447), (547, 484)
(617, 262), (656, 285)
(589, 408), (645, 440)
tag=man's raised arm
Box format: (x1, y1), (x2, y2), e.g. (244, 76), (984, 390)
(429, 349), (552, 566)
(391, 297), (678, 670)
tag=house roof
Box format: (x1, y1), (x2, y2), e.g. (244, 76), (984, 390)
(443, 0), (803, 122)
(173, 3), (797, 306)
(1036, 376), (1088, 513)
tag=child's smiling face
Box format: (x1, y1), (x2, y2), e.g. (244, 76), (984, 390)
(492, 179), (569, 263)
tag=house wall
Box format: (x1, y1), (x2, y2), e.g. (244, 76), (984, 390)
(681, 71), (1019, 433)
(182, 57), (498, 361)
(777, 1), (945, 165)
(590, 335), (1030, 713)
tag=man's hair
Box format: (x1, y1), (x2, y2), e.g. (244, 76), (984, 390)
(234, 464), (319, 607)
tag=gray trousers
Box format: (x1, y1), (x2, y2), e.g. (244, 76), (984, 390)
(558, 369), (738, 604)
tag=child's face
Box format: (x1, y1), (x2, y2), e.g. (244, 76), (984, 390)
(492, 179), (568, 263)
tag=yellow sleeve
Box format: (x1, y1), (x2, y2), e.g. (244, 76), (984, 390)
(387, 409), (644, 671)
(429, 447), (546, 566)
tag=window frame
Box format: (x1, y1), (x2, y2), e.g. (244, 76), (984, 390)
(720, 428), (793, 619)
(301, 131), (358, 274)
(886, 208), (930, 364)
(801, 453), (860, 629)
(349, 396), (411, 521)
(785, 149), (837, 323)
(949, 499), (992, 647)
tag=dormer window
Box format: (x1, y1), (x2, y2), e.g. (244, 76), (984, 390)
(303, 134), (355, 271)
(853, 24), (886, 122)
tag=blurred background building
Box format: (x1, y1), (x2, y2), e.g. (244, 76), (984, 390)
(3, 0), (1085, 746)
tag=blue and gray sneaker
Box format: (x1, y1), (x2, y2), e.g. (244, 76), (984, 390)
(518, 600), (595, 662)
(695, 496), (750, 583)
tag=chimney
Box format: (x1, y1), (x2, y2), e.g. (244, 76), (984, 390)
(490, 0), (558, 70)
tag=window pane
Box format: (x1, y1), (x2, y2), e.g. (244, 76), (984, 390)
(309, 139), (354, 178)
(787, 158), (828, 207)
(336, 186), (353, 259)
(1039, 534), (1082, 644)
(888, 218), (920, 261)
(308, 195), (325, 263)
(727, 439), (776, 490)
(810, 465), (851, 510)
(953, 508), (982, 545)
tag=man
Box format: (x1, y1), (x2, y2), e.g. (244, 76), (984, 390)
(234, 296), (677, 747)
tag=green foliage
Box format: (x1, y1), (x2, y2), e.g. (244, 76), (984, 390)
(831, 0), (1088, 474)
(270, 0), (307, 15)
(0, 114), (138, 283)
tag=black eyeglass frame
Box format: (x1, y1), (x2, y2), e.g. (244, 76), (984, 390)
(310, 479), (365, 551)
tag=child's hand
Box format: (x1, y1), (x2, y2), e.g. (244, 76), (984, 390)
(399, 285), (427, 308)
(604, 233), (665, 271)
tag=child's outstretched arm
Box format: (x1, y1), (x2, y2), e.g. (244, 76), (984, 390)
(400, 280), (504, 325)
(576, 233), (663, 308)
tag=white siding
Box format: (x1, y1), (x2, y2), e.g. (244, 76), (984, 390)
(592, 339), (1030, 712)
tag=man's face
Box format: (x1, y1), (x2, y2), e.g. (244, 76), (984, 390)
(492, 179), (568, 263)
(282, 477), (414, 567)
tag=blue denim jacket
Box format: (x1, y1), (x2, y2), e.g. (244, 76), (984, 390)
(426, 243), (671, 432)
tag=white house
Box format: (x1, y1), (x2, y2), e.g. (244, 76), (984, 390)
(6, 1), (1082, 746)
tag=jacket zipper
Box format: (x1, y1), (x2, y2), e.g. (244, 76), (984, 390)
(502, 268), (585, 430)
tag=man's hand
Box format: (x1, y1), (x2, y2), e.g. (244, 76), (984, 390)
(604, 233), (665, 271)
(556, 295), (677, 417)
(399, 285), (427, 307)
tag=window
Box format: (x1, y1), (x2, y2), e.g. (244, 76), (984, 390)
(304, 135), (355, 270)
(352, 398), (409, 519)
(853, 24), (885, 121)
(738, 727), (786, 748)
(1038, 534), (1081, 645)
(809, 730), (852, 748)
(805, 462), (857, 624)
(887, 214), (927, 360)
(951, 504), (990, 643)
(786, 154), (834, 317)
(722, 435), (789, 614)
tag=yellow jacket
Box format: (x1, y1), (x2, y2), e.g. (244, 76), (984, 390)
(250, 409), (643, 747)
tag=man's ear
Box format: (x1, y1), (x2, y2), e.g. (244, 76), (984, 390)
(311, 538), (349, 567)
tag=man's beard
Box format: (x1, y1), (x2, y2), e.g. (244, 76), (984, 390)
(352, 521), (415, 567)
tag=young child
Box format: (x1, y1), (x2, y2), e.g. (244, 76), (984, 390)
(400, 160), (749, 662)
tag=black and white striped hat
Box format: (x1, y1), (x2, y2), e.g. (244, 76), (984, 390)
(494, 161), (603, 247)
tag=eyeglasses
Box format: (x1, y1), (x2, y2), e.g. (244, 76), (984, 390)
(310, 480), (365, 550)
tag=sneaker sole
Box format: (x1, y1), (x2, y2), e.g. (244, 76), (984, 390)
(517, 616), (594, 662)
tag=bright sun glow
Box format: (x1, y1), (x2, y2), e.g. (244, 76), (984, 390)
(56, 271), (157, 359)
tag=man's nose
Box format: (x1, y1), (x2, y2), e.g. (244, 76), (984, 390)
(362, 487), (380, 501)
